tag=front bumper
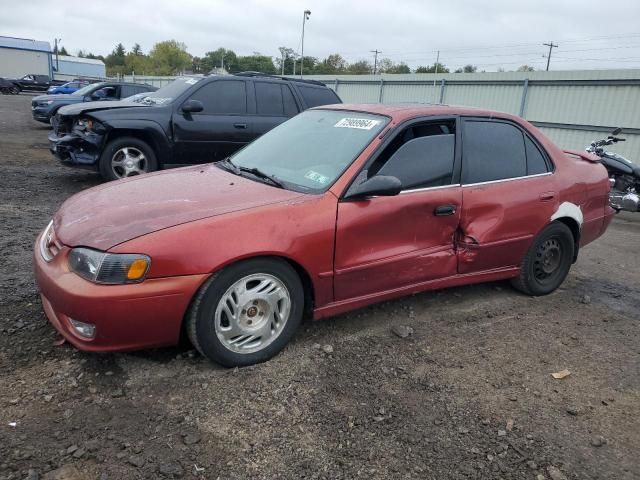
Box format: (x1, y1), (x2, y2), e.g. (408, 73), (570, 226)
(48, 130), (103, 168)
(32, 106), (51, 122)
(33, 231), (208, 352)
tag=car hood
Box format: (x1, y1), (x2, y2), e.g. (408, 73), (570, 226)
(53, 165), (305, 251)
(33, 94), (82, 104)
(58, 100), (149, 117)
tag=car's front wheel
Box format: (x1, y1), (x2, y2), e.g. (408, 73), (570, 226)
(187, 258), (304, 367)
(511, 222), (575, 296)
(98, 136), (158, 181)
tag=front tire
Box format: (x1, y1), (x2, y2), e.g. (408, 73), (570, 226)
(98, 136), (158, 181)
(511, 222), (575, 296)
(187, 258), (304, 367)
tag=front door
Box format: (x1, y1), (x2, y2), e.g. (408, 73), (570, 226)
(172, 79), (254, 165)
(334, 118), (462, 301)
(457, 118), (557, 274)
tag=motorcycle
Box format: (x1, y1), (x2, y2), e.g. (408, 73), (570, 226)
(586, 128), (640, 213)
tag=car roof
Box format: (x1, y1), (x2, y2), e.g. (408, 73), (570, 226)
(320, 103), (523, 123)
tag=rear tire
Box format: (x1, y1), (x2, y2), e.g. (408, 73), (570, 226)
(98, 136), (158, 181)
(186, 258), (304, 367)
(511, 222), (575, 296)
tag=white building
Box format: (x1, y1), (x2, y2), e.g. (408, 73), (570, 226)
(0, 36), (52, 78)
(54, 55), (106, 80)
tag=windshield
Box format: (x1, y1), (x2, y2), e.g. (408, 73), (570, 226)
(72, 83), (104, 96)
(228, 110), (388, 192)
(131, 77), (203, 105)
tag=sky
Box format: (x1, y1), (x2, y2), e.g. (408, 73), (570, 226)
(3, 0), (640, 72)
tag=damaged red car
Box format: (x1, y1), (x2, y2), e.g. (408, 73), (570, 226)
(34, 104), (614, 367)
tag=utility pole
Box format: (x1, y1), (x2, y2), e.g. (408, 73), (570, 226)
(543, 41), (558, 71)
(54, 38), (61, 72)
(434, 50), (440, 74)
(220, 53), (225, 72)
(300, 10), (311, 78)
(371, 49), (381, 75)
(281, 51), (285, 76)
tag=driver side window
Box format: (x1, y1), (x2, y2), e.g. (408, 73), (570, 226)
(362, 120), (457, 191)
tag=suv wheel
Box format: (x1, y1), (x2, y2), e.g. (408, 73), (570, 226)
(99, 136), (158, 181)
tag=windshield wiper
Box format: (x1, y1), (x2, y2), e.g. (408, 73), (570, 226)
(218, 157), (240, 174)
(237, 166), (285, 189)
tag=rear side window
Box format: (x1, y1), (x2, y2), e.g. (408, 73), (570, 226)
(190, 80), (247, 114)
(462, 121), (526, 184)
(525, 136), (549, 175)
(120, 85), (137, 98)
(297, 85), (340, 108)
(255, 82), (284, 115)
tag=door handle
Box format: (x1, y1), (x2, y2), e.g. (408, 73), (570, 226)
(539, 191), (556, 201)
(434, 205), (457, 216)
(233, 123), (248, 129)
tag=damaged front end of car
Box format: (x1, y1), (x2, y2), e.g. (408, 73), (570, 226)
(48, 114), (108, 169)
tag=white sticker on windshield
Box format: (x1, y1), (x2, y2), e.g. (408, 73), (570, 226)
(185, 78), (199, 85)
(304, 170), (330, 185)
(334, 117), (381, 130)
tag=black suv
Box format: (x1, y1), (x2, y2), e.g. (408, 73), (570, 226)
(32, 82), (157, 124)
(48, 73), (342, 180)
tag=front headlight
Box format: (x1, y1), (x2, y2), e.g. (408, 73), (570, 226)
(40, 100), (54, 105)
(68, 247), (151, 284)
(75, 117), (105, 134)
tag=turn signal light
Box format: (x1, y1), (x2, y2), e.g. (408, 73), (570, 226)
(127, 259), (149, 280)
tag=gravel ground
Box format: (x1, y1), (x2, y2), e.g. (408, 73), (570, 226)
(0, 94), (639, 480)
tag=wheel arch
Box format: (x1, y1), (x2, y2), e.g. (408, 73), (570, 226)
(102, 122), (171, 168)
(552, 216), (581, 262)
(179, 254), (316, 345)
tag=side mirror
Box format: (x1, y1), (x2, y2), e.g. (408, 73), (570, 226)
(182, 99), (204, 113)
(611, 127), (622, 136)
(344, 175), (402, 200)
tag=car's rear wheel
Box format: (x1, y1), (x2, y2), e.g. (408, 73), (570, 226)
(98, 136), (158, 181)
(511, 222), (575, 296)
(187, 258), (304, 367)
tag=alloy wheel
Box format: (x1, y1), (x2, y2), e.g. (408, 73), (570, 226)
(111, 146), (148, 178)
(214, 273), (291, 354)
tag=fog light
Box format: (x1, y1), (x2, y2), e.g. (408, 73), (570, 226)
(69, 318), (96, 339)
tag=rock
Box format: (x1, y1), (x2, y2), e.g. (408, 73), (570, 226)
(9, 398), (20, 405)
(128, 455), (145, 468)
(72, 448), (85, 459)
(497, 429), (507, 437)
(391, 325), (414, 338)
(547, 465), (568, 480)
(537, 475), (545, 480)
(457, 426), (469, 434)
(591, 435), (606, 447)
(43, 465), (90, 480)
(321, 344), (334, 354)
(158, 462), (185, 478)
(111, 389), (124, 398)
(43, 395), (53, 403)
(312, 343), (321, 350)
(25, 469), (39, 480)
(507, 394), (518, 401)
(580, 294), (591, 304)
(65, 445), (78, 455)
(88, 387), (97, 395)
(182, 432), (201, 445)
(84, 439), (100, 452)
(470, 447), (480, 454)
(567, 406), (580, 416)
(526, 460), (538, 470)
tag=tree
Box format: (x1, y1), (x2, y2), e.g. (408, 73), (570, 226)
(149, 40), (192, 75)
(315, 53), (347, 74)
(234, 54), (276, 74)
(297, 55), (318, 74)
(517, 65), (535, 72)
(386, 62), (411, 74)
(455, 64), (478, 73)
(415, 62), (450, 73)
(132, 43), (143, 56)
(104, 43), (127, 75)
(59, 46), (69, 56)
(202, 48), (237, 72)
(276, 47), (295, 75)
(347, 60), (372, 75)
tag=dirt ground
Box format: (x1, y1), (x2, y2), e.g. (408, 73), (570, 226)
(0, 94), (638, 480)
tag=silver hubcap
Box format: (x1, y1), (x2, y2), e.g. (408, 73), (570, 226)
(111, 147), (147, 178)
(215, 273), (291, 354)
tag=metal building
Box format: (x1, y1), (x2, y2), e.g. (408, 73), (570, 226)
(0, 36), (52, 78)
(54, 55), (106, 80)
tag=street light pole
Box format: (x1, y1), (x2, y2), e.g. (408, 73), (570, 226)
(300, 10), (311, 78)
(54, 38), (61, 72)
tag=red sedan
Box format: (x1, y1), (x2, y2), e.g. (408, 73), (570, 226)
(34, 104), (614, 366)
